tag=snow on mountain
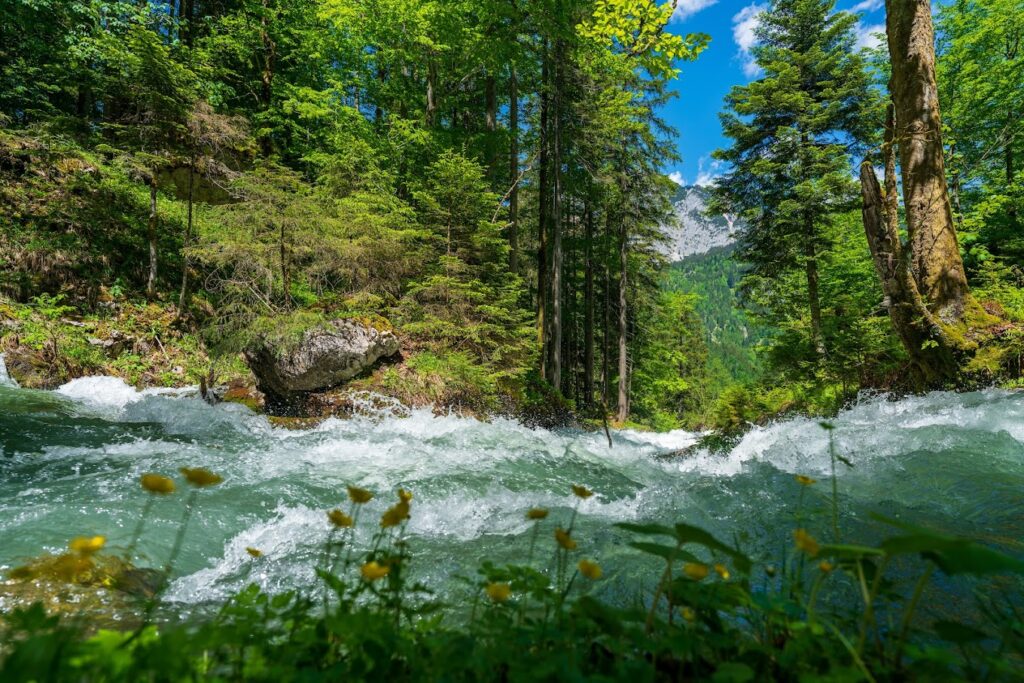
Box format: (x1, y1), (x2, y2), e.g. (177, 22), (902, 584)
(659, 185), (739, 261)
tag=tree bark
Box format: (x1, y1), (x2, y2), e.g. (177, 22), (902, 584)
(886, 0), (971, 324)
(178, 160), (195, 312)
(259, 0), (276, 156)
(616, 216), (629, 423)
(583, 206), (595, 411)
(508, 66), (519, 273)
(426, 61), (437, 126)
(550, 42), (564, 393)
(537, 45), (550, 381)
(147, 173), (158, 300)
(804, 218), (824, 356)
(859, 103), (957, 385)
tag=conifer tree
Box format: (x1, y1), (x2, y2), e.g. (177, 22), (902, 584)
(712, 0), (873, 358)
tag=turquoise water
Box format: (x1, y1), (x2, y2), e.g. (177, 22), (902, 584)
(1, 358), (1022, 613)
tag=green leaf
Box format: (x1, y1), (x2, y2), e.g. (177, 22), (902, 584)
(629, 541), (700, 564)
(615, 522), (675, 537)
(933, 620), (988, 644)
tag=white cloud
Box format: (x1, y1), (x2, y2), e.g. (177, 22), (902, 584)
(694, 157), (726, 187)
(850, 0), (883, 12)
(854, 22), (885, 51)
(733, 4), (766, 78)
(672, 0), (718, 21)
(668, 171), (685, 186)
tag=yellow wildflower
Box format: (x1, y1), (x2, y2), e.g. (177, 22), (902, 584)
(794, 529), (820, 557)
(328, 509), (354, 528)
(683, 562), (709, 581)
(180, 467), (223, 487)
(526, 508), (549, 520)
(554, 527), (577, 550)
(485, 582), (512, 602)
(397, 488), (413, 503)
(714, 563), (730, 580)
(795, 475), (817, 486)
(69, 535), (106, 555)
(818, 561), (834, 573)
(140, 473), (176, 495)
(361, 561), (390, 581)
(765, 564), (777, 578)
(681, 607), (697, 622)
(381, 500), (410, 528)
(246, 547), (263, 558)
(571, 484), (594, 499)
(577, 559), (602, 580)
(347, 485), (373, 504)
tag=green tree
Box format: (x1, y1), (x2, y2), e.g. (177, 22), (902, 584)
(712, 0), (873, 360)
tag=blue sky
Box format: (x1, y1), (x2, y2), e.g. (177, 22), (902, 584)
(662, 0), (887, 187)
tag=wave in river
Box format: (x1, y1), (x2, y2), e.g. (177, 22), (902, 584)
(1, 374), (1022, 606)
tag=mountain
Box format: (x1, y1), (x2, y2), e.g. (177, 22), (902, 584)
(659, 185), (739, 261)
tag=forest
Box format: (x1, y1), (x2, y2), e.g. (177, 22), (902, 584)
(1, 0), (1023, 680)
(1, 0), (1021, 430)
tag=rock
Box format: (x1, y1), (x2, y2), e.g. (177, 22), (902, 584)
(244, 319), (399, 411)
(87, 330), (130, 359)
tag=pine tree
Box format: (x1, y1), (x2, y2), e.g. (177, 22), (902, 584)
(712, 0), (873, 359)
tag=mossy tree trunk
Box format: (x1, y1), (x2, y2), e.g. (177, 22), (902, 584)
(885, 0), (972, 325)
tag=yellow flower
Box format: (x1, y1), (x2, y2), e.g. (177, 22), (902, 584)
(683, 562), (709, 581)
(818, 561), (834, 573)
(554, 527), (577, 550)
(397, 488), (413, 503)
(180, 467), (223, 487)
(347, 485), (373, 504)
(681, 607), (697, 622)
(360, 561), (390, 581)
(765, 564), (777, 578)
(140, 473), (176, 495)
(577, 559), (602, 580)
(69, 535), (106, 555)
(381, 500), (410, 528)
(571, 484), (594, 499)
(526, 508), (549, 520)
(328, 509), (353, 528)
(794, 529), (820, 557)
(713, 563), (730, 580)
(246, 547), (263, 558)
(795, 475), (817, 486)
(485, 582), (512, 602)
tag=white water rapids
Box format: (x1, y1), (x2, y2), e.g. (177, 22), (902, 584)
(1, 368), (1022, 611)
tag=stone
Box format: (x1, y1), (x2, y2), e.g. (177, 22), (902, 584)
(244, 319), (399, 407)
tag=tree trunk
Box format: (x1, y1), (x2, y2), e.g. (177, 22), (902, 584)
(804, 220), (824, 356)
(859, 102), (957, 386)
(860, 162), (956, 386)
(550, 43), (564, 393)
(508, 67), (519, 273)
(259, 0), (276, 156)
(178, 160), (195, 312)
(616, 217), (629, 423)
(583, 206), (595, 410)
(537, 45), (550, 381)
(426, 61), (437, 126)
(886, 0), (971, 324)
(485, 72), (498, 179)
(147, 174), (158, 300)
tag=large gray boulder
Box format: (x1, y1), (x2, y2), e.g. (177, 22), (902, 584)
(245, 320), (399, 404)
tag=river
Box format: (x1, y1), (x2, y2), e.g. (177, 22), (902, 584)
(1, 357), (1022, 614)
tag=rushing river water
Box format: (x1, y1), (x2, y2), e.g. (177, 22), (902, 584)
(1, 358), (1023, 614)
